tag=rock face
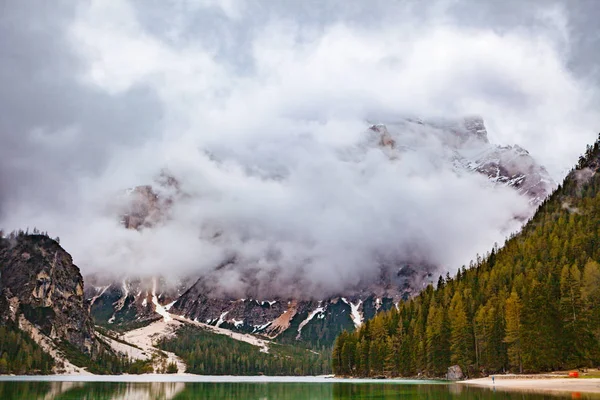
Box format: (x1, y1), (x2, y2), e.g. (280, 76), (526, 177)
(447, 365), (464, 381)
(119, 171), (180, 230)
(457, 144), (555, 207)
(121, 186), (163, 230)
(0, 234), (97, 355)
(169, 287), (394, 347)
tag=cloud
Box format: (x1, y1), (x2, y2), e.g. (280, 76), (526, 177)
(1, 0), (599, 297)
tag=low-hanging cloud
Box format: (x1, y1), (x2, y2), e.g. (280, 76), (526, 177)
(1, 0), (599, 298)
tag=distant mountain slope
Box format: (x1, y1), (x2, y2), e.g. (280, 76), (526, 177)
(157, 323), (331, 375)
(332, 135), (600, 378)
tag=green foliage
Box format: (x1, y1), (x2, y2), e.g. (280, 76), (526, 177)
(157, 325), (331, 375)
(56, 340), (123, 375)
(503, 292), (522, 373)
(127, 359), (154, 374)
(56, 338), (152, 375)
(332, 134), (600, 377)
(0, 322), (54, 374)
(166, 362), (178, 374)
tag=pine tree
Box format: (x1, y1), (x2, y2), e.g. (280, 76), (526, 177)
(582, 259), (600, 362)
(504, 292), (522, 372)
(425, 302), (449, 376)
(521, 281), (561, 371)
(449, 292), (472, 372)
(560, 263), (587, 366)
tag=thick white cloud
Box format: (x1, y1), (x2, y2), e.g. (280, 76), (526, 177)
(71, 0), (599, 177)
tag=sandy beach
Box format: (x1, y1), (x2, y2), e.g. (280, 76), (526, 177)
(461, 376), (600, 396)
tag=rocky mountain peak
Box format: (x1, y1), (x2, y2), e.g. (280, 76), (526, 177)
(0, 233), (98, 355)
(462, 115), (489, 143)
(122, 185), (161, 230)
(369, 124), (396, 148)
(120, 172), (180, 230)
(369, 117), (555, 207)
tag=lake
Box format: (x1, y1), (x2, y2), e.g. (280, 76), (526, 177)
(0, 378), (597, 399)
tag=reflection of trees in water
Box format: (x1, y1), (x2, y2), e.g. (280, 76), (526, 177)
(0, 381), (185, 400)
(175, 383), (333, 400)
(0, 381), (52, 400)
(331, 383), (570, 400)
(331, 383), (433, 399)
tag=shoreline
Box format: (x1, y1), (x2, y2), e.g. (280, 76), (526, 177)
(0, 375), (442, 384)
(460, 376), (600, 395)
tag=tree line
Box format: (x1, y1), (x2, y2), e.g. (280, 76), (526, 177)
(0, 323), (54, 374)
(158, 325), (332, 375)
(332, 136), (600, 378)
(0, 229), (59, 244)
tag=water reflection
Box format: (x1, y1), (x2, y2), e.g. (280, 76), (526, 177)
(0, 381), (598, 400)
(0, 382), (185, 400)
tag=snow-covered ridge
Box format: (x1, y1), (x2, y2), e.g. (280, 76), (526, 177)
(370, 117), (556, 207)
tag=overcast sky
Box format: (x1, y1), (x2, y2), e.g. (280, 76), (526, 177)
(1, 0), (599, 295)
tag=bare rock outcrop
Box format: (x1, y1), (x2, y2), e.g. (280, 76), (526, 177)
(0, 233), (98, 355)
(447, 365), (464, 381)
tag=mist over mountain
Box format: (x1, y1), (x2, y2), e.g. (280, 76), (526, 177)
(88, 117), (552, 300)
(1, 0), (599, 299)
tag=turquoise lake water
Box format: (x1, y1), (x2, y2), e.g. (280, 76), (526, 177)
(0, 379), (597, 399)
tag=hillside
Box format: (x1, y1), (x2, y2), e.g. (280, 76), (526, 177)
(157, 324), (331, 375)
(332, 136), (600, 378)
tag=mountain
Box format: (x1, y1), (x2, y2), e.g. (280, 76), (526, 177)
(369, 116), (555, 207)
(332, 135), (600, 378)
(0, 119), (566, 376)
(84, 116), (556, 350)
(118, 171), (180, 230)
(0, 233), (95, 350)
(0, 233), (130, 374)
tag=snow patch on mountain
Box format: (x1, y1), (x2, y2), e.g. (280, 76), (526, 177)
(89, 285), (110, 306)
(216, 311), (229, 327)
(152, 278), (172, 322)
(342, 298), (363, 329)
(296, 303), (325, 339)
